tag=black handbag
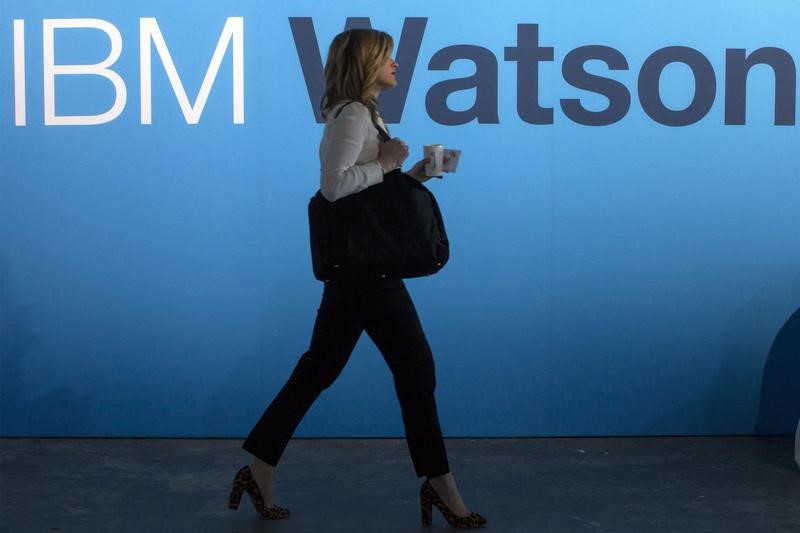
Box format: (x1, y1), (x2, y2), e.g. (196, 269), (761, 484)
(308, 108), (449, 281)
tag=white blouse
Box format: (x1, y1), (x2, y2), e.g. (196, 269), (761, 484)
(318, 101), (390, 202)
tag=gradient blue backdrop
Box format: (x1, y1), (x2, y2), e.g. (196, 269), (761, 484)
(1, 1), (798, 437)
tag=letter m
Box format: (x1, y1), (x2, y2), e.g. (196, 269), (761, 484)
(140, 17), (244, 124)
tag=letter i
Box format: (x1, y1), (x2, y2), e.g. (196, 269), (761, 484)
(13, 20), (26, 126)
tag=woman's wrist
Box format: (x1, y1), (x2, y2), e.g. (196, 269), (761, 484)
(377, 157), (391, 175)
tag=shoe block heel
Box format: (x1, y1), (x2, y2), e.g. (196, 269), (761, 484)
(420, 487), (433, 525)
(421, 499), (433, 525)
(228, 482), (244, 510)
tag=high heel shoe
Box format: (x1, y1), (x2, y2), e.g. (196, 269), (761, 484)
(228, 465), (290, 519)
(420, 479), (487, 529)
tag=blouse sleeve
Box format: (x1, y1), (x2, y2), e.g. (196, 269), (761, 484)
(320, 103), (384, 202)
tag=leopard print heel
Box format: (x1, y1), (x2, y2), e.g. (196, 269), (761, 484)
(228, 466), (290, 519)
(420, 479), (487, 529)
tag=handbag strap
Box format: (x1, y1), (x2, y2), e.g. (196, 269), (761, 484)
(332, 101), (356, 119)
(332, 101), (392, 142)
(373, 121), (391, 142)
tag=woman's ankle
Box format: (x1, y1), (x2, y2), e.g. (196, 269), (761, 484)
(428, 472), (454, 484)
(250, 458), (276, 477)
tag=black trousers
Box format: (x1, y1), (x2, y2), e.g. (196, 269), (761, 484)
(242, 279), (450, 478)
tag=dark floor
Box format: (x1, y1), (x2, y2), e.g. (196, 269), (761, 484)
(0, 436), (798, 532)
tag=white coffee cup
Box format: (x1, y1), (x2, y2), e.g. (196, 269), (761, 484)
(423, 144), (444, 176)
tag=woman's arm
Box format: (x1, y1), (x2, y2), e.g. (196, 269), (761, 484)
(319, 103), (384, 202)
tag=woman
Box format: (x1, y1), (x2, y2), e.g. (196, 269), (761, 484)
(227, 28), (487, 529)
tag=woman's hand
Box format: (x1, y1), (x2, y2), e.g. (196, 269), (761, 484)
(406, 157), (434, 182)
(378, 138), (409, 172)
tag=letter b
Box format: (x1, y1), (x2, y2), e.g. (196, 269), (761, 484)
(43, 19), (127, 126)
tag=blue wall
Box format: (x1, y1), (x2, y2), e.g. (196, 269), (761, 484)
(1, 0), (798, 437)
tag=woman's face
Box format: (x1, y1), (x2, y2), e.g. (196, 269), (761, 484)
(375, 53), (399, 92)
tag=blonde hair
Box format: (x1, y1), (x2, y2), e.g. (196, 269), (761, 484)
(320, 29), (394, 122)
